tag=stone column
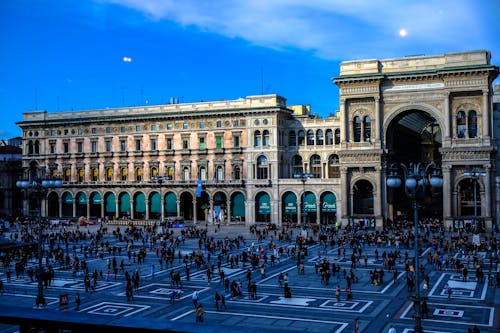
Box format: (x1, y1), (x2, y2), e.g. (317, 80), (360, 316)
(316, 198), (321, 225)
(340, 99), (347, 143)
(145, 199), (149, 220)
(130, 199), (134, 219)
(340, 167), (349, 225)
(374, 97), (380, 141)
(72, 200), (76, 218)
(482, 90), (490, 138)
(444, 92), (451, 142)
(193, 198), (197, 224)
(483, 166), (492, 218)
(226, 198), (231, 226)
(442, 165), (452, 219)
(101, 200), (104, 219)
(115, 199), (119, 219)
(176, 198), (181, 218)
(86, 201), (90, 219)
(374, 166), (382, 217)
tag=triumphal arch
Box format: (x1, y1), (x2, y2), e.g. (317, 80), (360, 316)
(333, 50), (499, 231)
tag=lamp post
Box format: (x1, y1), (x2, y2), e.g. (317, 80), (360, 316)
(16, 161), (63, 308)
(386, 162), (443, 333)
(463, 168), (486, 233)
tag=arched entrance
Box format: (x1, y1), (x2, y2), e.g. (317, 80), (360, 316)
(61, 192), (73, 217)
(133, 192), (146, 219)
(230, 192), (245, 223)
(282, 191), (298, 224)
(104, 192), (116, 219)
(165, 192), (177, 218)
(213, 192), (227, 224)
(255, 192), (271, 223)
(75, 192), (86, 217)
(89, 192), (101, 218)
(47, 192), (59, 217)
(179, 192), (193, 221)
(385, 109), (443, 221)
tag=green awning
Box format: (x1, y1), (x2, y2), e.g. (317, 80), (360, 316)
(105, 193), (116, 213)
(283, 192), (297, 214)
(166, 192), (177, 214)
(77, 193), (87, 204)
(91, 192), (102, 204)
(231, 192), (245, 218)
(304, 192), (316, 212)
(120, 193), (131, 213)
(321, 192), (337, 212)
(62, 192), (73, 204)
(150, 192), (161, 214)
(135, 193), (146, 213)
(257, 193), (271, 214)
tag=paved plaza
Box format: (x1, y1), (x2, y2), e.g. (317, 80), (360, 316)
(0, 222), (499, 333)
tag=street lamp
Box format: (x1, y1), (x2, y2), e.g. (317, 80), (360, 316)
(463, 168), (486, 233)
(16, 161), (63, 308)
(386, 162), (443, 333)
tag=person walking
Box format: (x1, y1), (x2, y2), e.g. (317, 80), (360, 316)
(195, 304), (204, 322)
(388, 324), (396, 333)
(214, 291), (221, 311)
(192, 290), (199, 308)
(75, 291), (80, 311)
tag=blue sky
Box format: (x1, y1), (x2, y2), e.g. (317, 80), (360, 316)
(1, 0), (499, 139)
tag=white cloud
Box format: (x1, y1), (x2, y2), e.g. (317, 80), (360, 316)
(97, 0), (498, 60)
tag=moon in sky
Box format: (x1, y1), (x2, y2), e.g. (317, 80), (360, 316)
(399, 29), (408, 37)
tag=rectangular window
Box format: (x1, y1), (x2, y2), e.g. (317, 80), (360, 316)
(199, 137), (205, 150)
(120, 140), (126, 151)
(91, 128), (96, 134)
(135, 139), (141, 151)
(233, 119), (239, 127)
(183, 139), (189, 149)
(166, 138), (173, 150)
(105, 140), (111, 152)
(183, 123), (188, 130)
(91, 141), (97, 153)
(77, 142), (83, 153)
(233, 136), (240, 148)
(199, 122), (205, 129)
(106, 127), (111, 134)
(167, 123), (172, 130)
(63, 142), (69, 153)
(151, 138), (157, 150)
(50, 143), (56, 154)
(216, 120), (222, 128)
(136, 125), (141, 132)
(216, 136), (223, 148)
(151, 124), (157, 131)
(50, 130), (55, 136)
(121, 126), (126, 133)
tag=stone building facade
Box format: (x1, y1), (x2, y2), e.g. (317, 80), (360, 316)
(16, 50), (499, 230)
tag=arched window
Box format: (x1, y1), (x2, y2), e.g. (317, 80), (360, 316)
(363, 116), (371, 142)
(64, 168), (71, 182)
(28, 141), (34, 155)
(263, 130), (270, 146)
(353, 116), (361, 142)
(166, 166), (174, 180)
(316, 129), (324, 145)
(353, 180), (374, 214)
(325, 129), (333, 145)
(334, 128), (341, 144)
(199, 166), (207, 181)
(310, 154), (321, 178)
(92, 168), (99, 181)
(34, 140), (40, 155)
(288, 130), (297, 146)
(183, 167), (190, 181)
(216, 166), (224, 181)
(298, 130), (305, 146)
(457, 111), (466, 138)
(233, 166), (241, 180)
(121, 167), (127, 181)
(106, 167), (113, 181)
(291, 155), (303, 177)
(257, 155), (268, 179)
(78, 168), (84, 182)
(306, 129), (315, 145)
(151, 167), (158, 178)
(328, 154), (340, 178)
(136, 167), (143, 181)
(254, 130), (262, 147)
(468, 110), (477, 138)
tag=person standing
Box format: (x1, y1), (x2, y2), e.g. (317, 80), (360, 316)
(388, 324), (396, 333)
(214, 291), (221, 311)
(353, 317), (359, 333)
(195, 304), (204, 322)
(75, 291), (80, 311)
